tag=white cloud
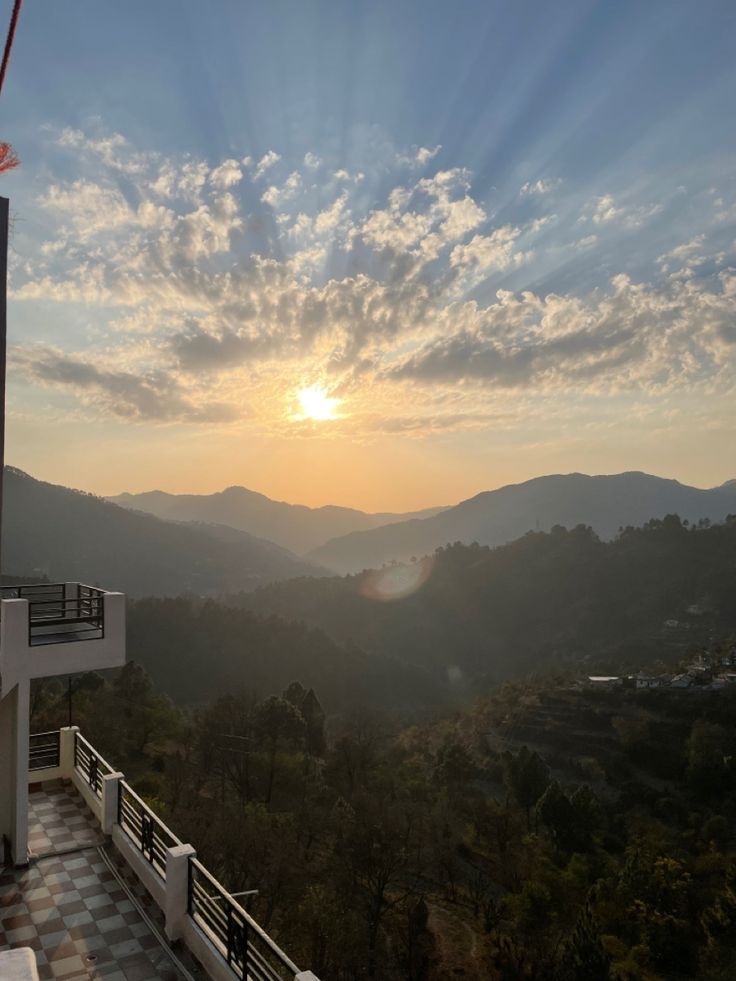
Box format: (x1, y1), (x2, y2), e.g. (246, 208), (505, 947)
(254, 150), (281, 180)
(303, 152), (321, 169)
(520, 177), (561, 196)
(210, 159), (243, 190)
(261, 170), (302, 208)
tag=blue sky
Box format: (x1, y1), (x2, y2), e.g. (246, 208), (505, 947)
(1, 0), (735, 508)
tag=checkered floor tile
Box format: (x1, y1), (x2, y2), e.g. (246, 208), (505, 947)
(28, 780), (104, 859)
(0, 782), (196, 980)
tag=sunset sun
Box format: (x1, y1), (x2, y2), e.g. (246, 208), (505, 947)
(296, 385), (340, 421)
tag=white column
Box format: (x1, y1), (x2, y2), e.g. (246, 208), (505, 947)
(101, 772), (124, 834)
(58, 726), (79, 778)
(165, 843), (196, 941)
(12, 677), (30, 865)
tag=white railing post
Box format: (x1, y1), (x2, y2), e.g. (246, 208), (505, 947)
(165, 843), (196, 941)
(101, 771), (124, 835)
(59, 726), (79, 779)
(296, 973), (322, 980)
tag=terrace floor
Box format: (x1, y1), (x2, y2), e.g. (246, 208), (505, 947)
(0, 780), (198, 981)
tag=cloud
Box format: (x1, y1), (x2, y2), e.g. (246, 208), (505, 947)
(254, 150), (281, 180)
(261, 171), (301, 208)
(359, 168), (486, 261)
(303, 152), (321, 169)
(13, 127), (736, 436)
(386, 273), (736, 391)
(450, 225), (528, 273)
(210, 159), (243, 189)
(415, 145), (441, 166)
(14, 347), (237, 423)
(520, 177), (561, 196)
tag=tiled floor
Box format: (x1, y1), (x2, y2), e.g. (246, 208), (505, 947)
(28, 781), (105, 858)
(0, 781), (192, 981)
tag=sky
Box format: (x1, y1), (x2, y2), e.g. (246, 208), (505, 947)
(1, 0), (735, 511)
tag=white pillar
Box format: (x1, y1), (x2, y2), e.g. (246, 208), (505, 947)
(296, 973), (322, 980)
(58, 726), (79, 778)
(12, 677), (30, 866)
(165, 843), (196, 941)
(101, 772), (123, 834)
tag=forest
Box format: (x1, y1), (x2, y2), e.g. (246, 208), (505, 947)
(29, 647), (736, 981)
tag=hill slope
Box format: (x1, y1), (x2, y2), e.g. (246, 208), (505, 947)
(109, 485), (445, 554)
(240, 517), (736, 685)
(308, 472), (736, 572)
(1, 467), (322, 597)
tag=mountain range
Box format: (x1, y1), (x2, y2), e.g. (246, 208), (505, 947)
(108, 486), (444, 555)
(307, 471), (736, 572)
(1, 468), (322, 597)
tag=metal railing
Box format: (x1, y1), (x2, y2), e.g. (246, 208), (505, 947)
(188, 859), (301, 981)
(29, 730), (60, 771)
(0, 582), (105, 646)
(74, 731), (114, 798)
(118, 781), (181, 880)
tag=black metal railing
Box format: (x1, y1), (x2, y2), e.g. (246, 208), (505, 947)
(0, 582), (105, 646)
(29, 730), (60, 771)
(188, 859), (301, 981)
(74, 731), (113, 798)
(117, 781), (181, 880)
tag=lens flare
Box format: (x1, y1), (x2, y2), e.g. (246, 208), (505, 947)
(359, 555), (434, 602)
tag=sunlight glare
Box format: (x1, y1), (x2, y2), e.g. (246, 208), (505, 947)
(297, 385), (340, 421)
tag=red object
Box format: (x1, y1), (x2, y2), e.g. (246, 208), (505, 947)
(0, 142), (19, 174)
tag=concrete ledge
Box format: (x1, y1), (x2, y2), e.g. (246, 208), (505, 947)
(112, 823), (166, 912)
(182, 917), (235, 981)
(0, 947), (40, 980)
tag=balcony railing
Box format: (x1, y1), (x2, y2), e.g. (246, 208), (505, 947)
(118, 781), (182, 880)
(26, 728), (312, 980)
(74, 731), (114, 798)
(29, 730), (60, 771)
(0, 582), (105, 646)
(188, 859), (301, 981)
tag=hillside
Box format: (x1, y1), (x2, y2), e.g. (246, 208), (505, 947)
(308, 471), (736, 572)
(127, 596), (445, 710)
(109, 485), (445, 555)
(1, 467), (323, 597)
(238, 516), (736, 685)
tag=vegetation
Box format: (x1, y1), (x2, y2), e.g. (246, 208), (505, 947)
(237, 517), (736, 686)
(29, 653), (736, 980)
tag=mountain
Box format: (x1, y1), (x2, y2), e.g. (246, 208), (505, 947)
(1, 467), (323, 597)
(240, 517), (736, 685)
(108, 486), (445, 555)
(308, 471), (736, 573)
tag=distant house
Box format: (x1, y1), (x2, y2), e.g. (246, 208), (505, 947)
(587, 676), (622, 688)
(671, 674), (692, 688)
(634, 673), (661, 689)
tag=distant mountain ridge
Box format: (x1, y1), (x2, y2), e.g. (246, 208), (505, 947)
(109, 485), (445, 554)
(307, 472), (736, 573)
(1, 467), (323, 597)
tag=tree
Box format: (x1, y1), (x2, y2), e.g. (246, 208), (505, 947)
(505, 747), (550, 830)
(253, 696), (306, 804)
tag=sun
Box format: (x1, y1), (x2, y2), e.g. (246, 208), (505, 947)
(296, 385), (340, 421)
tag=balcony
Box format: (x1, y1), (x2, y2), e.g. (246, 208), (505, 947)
(1, 728), (319, 981)
(0, 583), (125, 691)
